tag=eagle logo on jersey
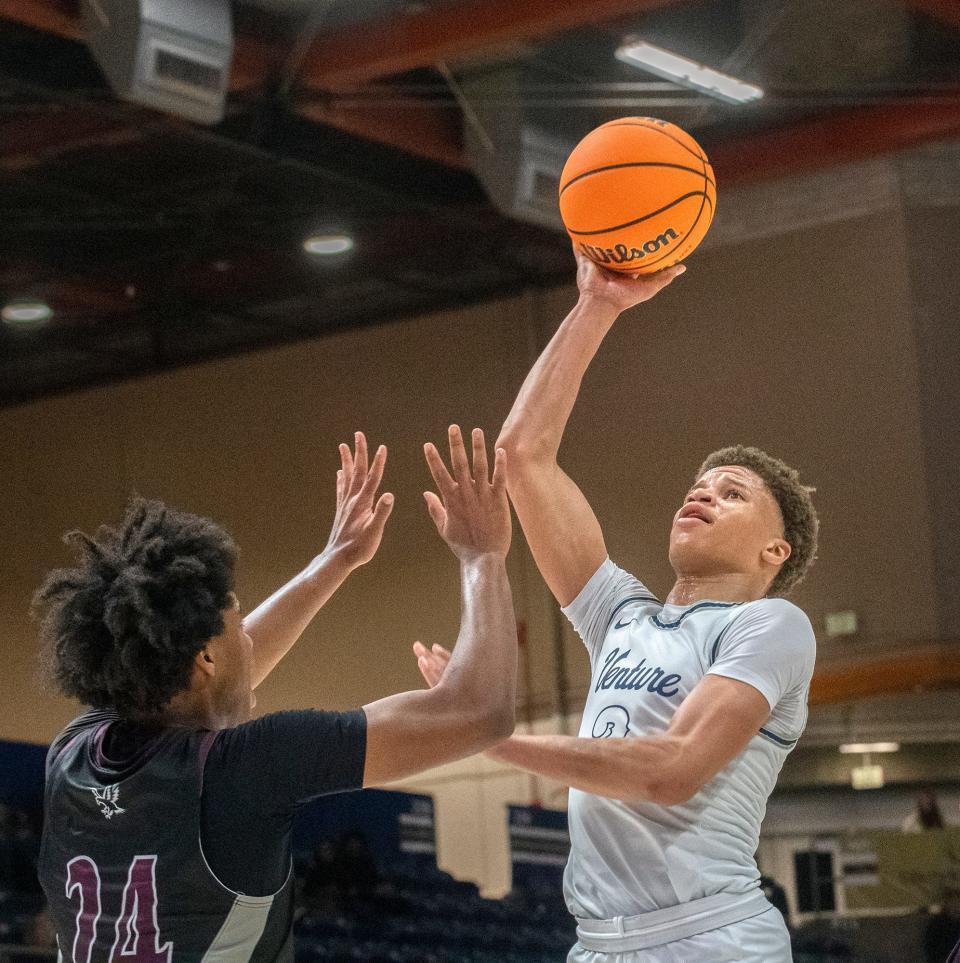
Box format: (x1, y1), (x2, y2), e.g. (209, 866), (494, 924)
(90, 785), (125, 819)
(592, 705), (632, 739)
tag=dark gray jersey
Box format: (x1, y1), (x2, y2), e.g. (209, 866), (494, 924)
(40, 708), (366, 962)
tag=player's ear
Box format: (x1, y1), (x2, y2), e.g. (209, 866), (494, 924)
(195, 647), (216, 678)
(762, 537), (791, 569)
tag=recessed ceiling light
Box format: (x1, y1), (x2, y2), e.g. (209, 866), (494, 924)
(303, 234), (354, 256)
(2, 300), (53, 329)
(839, 742), (900, 754)
(616, 41), (763, 105)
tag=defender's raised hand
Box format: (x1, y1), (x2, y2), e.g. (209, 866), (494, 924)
(324, 431), (394, 569)
(412, 641), (451, 688)
(423, 426), (510, 560)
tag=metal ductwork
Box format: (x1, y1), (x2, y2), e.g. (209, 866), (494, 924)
(461, 65), (574, 232)
(740, 0), (915, 88)
(80, 0), (233, 125)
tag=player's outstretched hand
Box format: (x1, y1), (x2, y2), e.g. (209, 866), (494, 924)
(324, 431), (395, 569)
(574, 245), (685, 314)
(423, 426), (510, 561)
(412, 641), (451, 688)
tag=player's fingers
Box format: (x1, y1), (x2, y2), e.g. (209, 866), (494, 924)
(361, 444), (387, 499)
(430, 643), (452, 665)
(490, 447), (507, 495)
(369, 492), (394, 533)
(352, 431), (369, 490)
(656, 263), (686, 287)
(418, 656), (441, 688)
(447, 425), (472, 485)
(423, 442), (456, 497)
(471, 428), (489, 486)
(339, 442), (354, 482)
(412, 640), (428, 658)
(423, 491), (447, 534)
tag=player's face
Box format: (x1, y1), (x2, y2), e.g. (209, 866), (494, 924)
(668, 465), (788, 588)
(208, 595), (256, 726)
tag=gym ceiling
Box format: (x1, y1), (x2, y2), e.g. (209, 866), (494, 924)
(0, 0), (958, 407)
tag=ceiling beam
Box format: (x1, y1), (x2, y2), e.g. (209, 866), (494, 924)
(903, 0), (960, 31)
(298, 99), (467, 170)
(0, 0), (80, 41)
(810, 645), (960, 705)
(1, 126), (143, 172)
(297, 0), (686, 90)
(711, 99), (960, 186)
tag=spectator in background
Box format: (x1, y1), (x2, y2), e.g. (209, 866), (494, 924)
(0, 804), (42, 898)
(332, 831), (380, 899)
(903, 787), (946, 832)
(0, 803), (15, 896)
(925, 888), (960, 963)
(301, 840), (342, 916)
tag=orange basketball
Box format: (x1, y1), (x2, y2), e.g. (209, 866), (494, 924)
(559, 117), (716, 274)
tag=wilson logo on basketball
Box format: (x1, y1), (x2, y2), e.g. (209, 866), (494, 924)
(579, 228), (679, 267)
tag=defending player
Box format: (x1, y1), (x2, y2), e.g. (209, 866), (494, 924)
(415, 255), (818, 963)
(36, 427), (516, 962)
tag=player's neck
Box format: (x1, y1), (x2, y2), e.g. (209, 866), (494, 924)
(151, 687), (223, 731)
(665, 572), (768, 606)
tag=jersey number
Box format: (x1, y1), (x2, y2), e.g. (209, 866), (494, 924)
(66, 855), (173, 963)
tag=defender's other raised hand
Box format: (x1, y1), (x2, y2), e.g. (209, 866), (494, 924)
(423, 426), (510, 561)
(324, 431), (394, 570)
(412, 641), (451, 688)
(574, 246), (685, 315)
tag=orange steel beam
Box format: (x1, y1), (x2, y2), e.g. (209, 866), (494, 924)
(297, 0), (686, 90)
(903, 0), (960, 31)
(810, 646), (960, 706)
(0, 0), (80, 40)
(710, 99), (960, 186)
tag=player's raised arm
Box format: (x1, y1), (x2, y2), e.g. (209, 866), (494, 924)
(243, 432), (394, 689)
(497, 252), (684, 605)
(361, 426), (517, 786)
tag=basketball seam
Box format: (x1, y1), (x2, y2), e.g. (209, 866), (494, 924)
(656, 150), (711, 269)
(603, 120), (707, 164)
(559, 161), (716, 197)
(566, 191), (708, 236)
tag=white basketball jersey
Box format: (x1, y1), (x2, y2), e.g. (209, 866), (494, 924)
(562, 559), (816, 921)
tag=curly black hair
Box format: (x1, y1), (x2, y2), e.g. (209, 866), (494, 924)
(697, 446), (819, 597)
(34, 497), (237, 717)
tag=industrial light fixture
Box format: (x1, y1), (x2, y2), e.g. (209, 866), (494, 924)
(839, 742), (900, 754)
(2, 300), (53, 329)
(303, 234), (354, 256)
(851, 765), (885, 790)
(615, 40), (764, 105)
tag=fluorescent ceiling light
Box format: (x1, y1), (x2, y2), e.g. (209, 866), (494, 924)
(616, 41), (763, 105)
(303, 234), (354, 256)
(2, 300), (52, 329)
(839, 742), (900, 754)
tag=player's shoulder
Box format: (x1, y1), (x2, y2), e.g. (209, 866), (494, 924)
(211, 708), (365, 757)
(50, 708), (116, 747)
(737, 596), (814, 635)
(725, 597), (817, 665)
(47, 708), (118, 773)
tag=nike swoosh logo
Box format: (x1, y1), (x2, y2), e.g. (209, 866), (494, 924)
(614, 618), (635, 630)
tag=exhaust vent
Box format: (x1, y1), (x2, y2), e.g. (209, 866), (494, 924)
(80, 0), (233, 125)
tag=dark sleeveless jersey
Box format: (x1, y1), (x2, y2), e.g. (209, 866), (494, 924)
(39, 708), (366, 962)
